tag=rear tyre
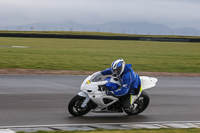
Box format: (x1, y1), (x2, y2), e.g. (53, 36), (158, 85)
(125, 91), (150, 115)
(68, 95), (91, 117)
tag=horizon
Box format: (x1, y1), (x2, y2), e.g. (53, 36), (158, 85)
(1, 20), (199, 36)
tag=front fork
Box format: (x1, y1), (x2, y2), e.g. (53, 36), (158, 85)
(78, 92), (90, 108)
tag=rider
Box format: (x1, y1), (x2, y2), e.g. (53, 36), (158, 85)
(100, 59), (142, 112)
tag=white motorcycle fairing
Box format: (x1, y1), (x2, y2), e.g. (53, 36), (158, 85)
(78, 73), (118, 112)
(140, 76), (158, 90)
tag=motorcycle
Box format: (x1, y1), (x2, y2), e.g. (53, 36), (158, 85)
(68, 71), (158, 116)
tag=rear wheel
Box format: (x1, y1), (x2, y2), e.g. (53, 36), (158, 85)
(68, 95), (91, 117)
(125, 91), (150, 115)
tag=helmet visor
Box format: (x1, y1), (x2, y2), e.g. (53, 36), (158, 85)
(112, 62), (122, 76)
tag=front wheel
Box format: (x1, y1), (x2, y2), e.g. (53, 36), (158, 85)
(125, 91), (150, 115)
(68, 95), (91, 117)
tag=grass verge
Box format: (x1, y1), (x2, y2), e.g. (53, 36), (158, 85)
(0, 37), (199, 73)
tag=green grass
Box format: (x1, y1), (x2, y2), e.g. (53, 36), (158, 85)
(17, 128), (200, 133)
(0, 37), (200, 73)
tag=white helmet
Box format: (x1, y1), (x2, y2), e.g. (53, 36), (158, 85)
(111, 59), (125, 77)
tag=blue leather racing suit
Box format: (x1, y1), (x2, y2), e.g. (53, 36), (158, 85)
(101, 64), (141, 97)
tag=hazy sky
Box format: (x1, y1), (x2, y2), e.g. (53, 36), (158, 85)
(1, 0), (200, 30)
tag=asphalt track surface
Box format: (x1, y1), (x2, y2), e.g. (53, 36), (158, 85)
(0, 75), (199, 127)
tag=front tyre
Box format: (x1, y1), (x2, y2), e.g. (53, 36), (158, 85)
(68, 95), (91, 117)
(125, 91), (150, 115)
